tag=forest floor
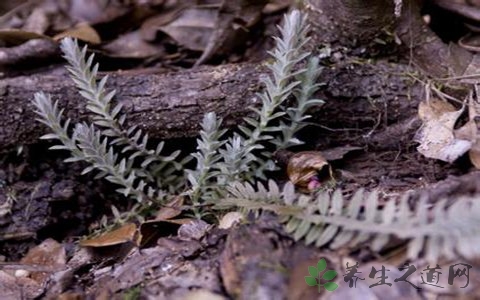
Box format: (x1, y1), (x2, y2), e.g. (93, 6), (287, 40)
(0, 1), (479, 299)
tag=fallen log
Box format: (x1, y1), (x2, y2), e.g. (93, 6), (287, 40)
(0, 58), (427, 154)
(0, 63), (265, 152)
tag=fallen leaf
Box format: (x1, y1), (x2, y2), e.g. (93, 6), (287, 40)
(140, 3), (190, 41)
(68, 0), (129, 24)
(0, 29), (51, 47)
(154, 195), (184, 221)
(53, 23), (101, 44)
(22, 7), (49, 34)
(138, 218), (192, 247)
(287, 151), (331, 191)
(415, 98), (471, 163)
(321, 145), (363, 161)
(456, 89), (480, 168)
(80, 223), (138, 247)
(218, 212), (244, 229)
(158, 7), (217, 52)
(102, 30), (163, 58)
(195, 0), (268, 65)
(263, 0), (291, 14)
(20, 238), (66, 284)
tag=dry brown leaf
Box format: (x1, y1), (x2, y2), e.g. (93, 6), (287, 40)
(140, 2), (189, 40)
(434, 0), (480, 23)
(263, 0), (291, 14)
(20, 238), (66, 284)
(140, 0), (266, 64)
(0, 29), (51, 46)
(415, 98), (471, 163)
(158, 7), (217, 52)
(469, 140), (480, 168)
(80, 223), (137, 247)
(102, 30), (163, 58)
(154, 195), (184, 221)
(195, 0), (268, 65)
(321, 145), (363, 161)
(138, 218), (193, 247)
(22, 7), (49, 34)
(68, 0), (129, 24)
(458, 90), (480, 168)
(287, 151), (331, 191)
(53, 22), (101, 44)
(218, 212), (243, 229)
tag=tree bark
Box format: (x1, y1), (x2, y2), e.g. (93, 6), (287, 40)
(0, 57), (424, 154)
(305, 0), (475, 79)
(0, 63), (265, 152)
(304, 0), (395, 48)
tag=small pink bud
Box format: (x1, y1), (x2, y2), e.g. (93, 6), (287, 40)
(308, 177), (321, 191)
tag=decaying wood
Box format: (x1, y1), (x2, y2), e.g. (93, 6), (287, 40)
(0, 59), (426, 155)
(0, 63), (265, 152)
(305, 0), (475, 79)
(305, 0), (396, 48)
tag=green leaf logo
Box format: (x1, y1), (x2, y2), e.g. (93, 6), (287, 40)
(324, 282), (339, 292)
(317, 258), (327, 272)
(305, 275), (318, 286)
(323, 270), (337, 281)
(304, 258), (339, 292)
(308, 266), (319, 277)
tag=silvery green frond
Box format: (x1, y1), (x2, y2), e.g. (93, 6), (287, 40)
(60, 37), (184, 187)
(215, 180), (302, 217)
(225, 10), (312, 180)
(74, 123), (159, 202)
(186, 112), (227, 206)
(33, 84), (154, 203)
(218, 181), (480, 262)
(32, 92), (84, 161)
(216, 134), (257, 183)
(273, 56), (325, 149)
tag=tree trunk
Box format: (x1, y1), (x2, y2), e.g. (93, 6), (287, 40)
(304, 0), (396, 48)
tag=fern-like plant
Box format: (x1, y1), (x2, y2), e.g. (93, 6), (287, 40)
(219, 180), (480, 263)
(30, 9), (480, 265)
(33, 38), (188, 204)
(186, 112), (227, 215)
(32, 10), (325, 220)
(186, 10), (324, 204)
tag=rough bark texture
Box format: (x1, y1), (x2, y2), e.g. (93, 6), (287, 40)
(304, 0), (395, 49)
(0, 63), (265, 152)
(304, 0), (474, 79)
(0, 58), (425, 154)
